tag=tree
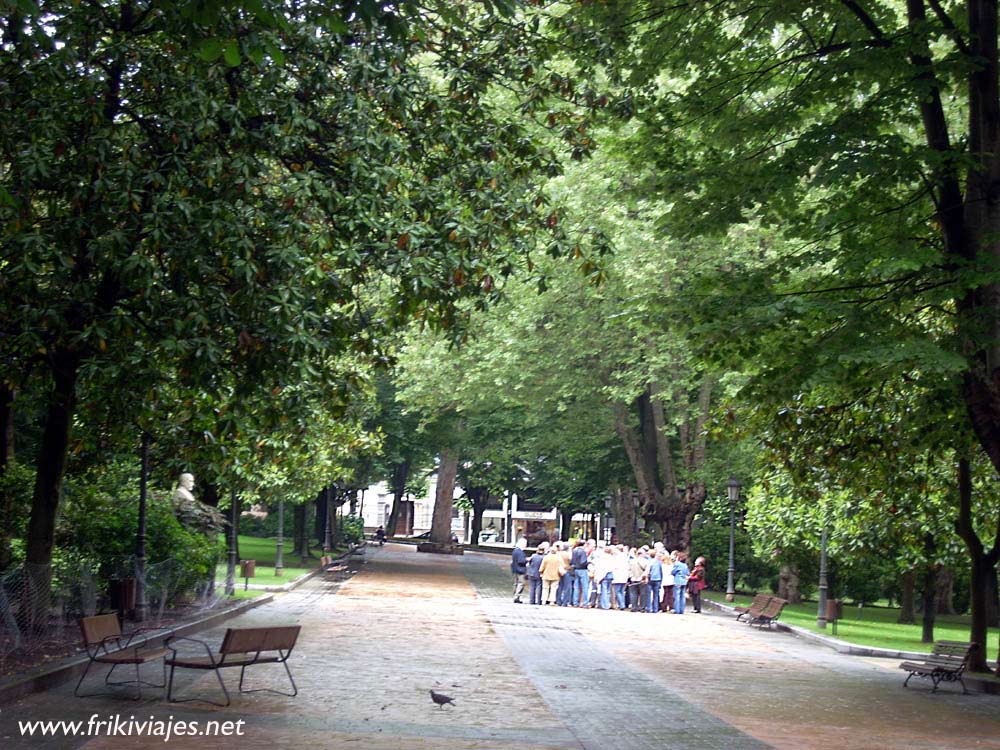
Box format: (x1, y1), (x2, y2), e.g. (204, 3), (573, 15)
(1, 0), (569, 591)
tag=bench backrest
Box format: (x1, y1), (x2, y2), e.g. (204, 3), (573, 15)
(220, 625), (301, 654)
(759, 597), (787, 618)
(746, 594), (773, 616)
(79, 614), (121, 646)
(931, 641), (975, 661)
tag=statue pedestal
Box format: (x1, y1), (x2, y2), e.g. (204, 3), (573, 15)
(417, 542), (464, 556)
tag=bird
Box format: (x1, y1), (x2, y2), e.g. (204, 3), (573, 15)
(429, 689), (456, 709)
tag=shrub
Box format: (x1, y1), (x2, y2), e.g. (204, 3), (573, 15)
(56, 478), (222, 602)
(339, 514), (365, 545)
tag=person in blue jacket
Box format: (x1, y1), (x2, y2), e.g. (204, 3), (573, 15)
(647, 552), (663, 612)
(671, 551), (690, 614)
(527, 542), (547, 605)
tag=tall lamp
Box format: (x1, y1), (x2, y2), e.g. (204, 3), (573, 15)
(726, 478), (739, 602)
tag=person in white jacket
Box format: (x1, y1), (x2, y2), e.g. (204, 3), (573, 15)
(593, 544), (614, 609)
(611, 545), (630, 609)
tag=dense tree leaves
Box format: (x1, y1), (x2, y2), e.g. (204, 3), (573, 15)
(0, 0), (570, 576)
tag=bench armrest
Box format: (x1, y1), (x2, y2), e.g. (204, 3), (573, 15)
(165, 635), (218, 666)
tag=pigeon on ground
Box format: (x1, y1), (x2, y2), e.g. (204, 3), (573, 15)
(429, 690), (456, 708)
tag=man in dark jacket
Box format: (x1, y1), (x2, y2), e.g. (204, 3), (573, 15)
(570, 540), (590, 607)
(527, 542), (546, 605)
(511, 538), (528, 603)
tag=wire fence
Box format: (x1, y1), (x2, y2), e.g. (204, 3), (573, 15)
(0, 556), (221, 675)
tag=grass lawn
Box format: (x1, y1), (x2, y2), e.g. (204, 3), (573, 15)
(709, 592), (1000, 656)
(215, 535), (344, 587)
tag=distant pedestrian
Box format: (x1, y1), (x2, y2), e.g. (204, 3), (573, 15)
(527, 542), (546, 605)
(611, 545), (629, 609)
(570, 540), (589, 607)
(661, 551), (675, 612)
(671, 551), (690, 614)
(647, 551), (663, 612)
(556, 542), (573, 606)
(629, 547), (650, 612)
(689, 556), (706, 613)
(511, 538), (528, 603)
(540, 546), (564, 605)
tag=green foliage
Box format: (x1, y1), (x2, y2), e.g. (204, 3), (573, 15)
(690, 519), (776, 593)
(339, 514), (365, 545)
(57, 477), (222, 597)
(238, 503), (295, 539)
(0, 460), (32, 543)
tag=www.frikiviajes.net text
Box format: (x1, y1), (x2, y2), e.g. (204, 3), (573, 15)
(18, 713), (246, 742)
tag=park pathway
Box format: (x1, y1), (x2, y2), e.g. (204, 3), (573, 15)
(0, 544), (998, 749)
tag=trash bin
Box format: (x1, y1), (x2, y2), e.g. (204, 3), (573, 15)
(239, 560), (256, 579)
(826, 599), (843, 622)
(109, 578), (137, 613)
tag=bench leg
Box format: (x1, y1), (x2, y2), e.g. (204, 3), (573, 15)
(167, 665), (231, 707)
(902, 672), (914, 689)
(238, 661), (298, 698)
(74, 659), (96, 698)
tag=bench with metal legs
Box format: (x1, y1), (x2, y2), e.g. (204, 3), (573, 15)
(165, 625), (301, 707)
(900, 641), (976, 694)
(75, 614), (170, 701)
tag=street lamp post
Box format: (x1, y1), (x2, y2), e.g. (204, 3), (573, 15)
(817, 522), (829, 628)
(726, 478), (739, 602)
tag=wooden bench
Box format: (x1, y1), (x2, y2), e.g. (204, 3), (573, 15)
(735, 593), (772, 622)
(900, 641), (976, 694)
(75, 614), (170, 700)
(747, 596), (787, 629)
(165, 625), (301, 706)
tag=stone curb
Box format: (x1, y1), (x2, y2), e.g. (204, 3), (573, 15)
(703, 596), (1000, 694)
(0, 593), (274, 707)
(224, 543), (363, 592)
(0, 544), (362, 706)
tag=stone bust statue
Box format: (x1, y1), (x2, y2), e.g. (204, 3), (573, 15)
(173, 472), (196, 504)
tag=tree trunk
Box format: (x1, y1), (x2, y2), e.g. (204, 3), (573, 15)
(898, 569), (916, 624)
(0, 385), (16, 570)
(610, 487), (637, 547)
(0, 383), (13, 473)
(953, 456), (1000, 672)
(656, 505), (686, 552)
(935, 567), (956, 615)
(429, 449), (458, 545)
(292, 502), (303, 556)
(921, 534), (937, 643)
(559, 508), (573, 542)
(777, 563), (801, 603)
(21, 351), (80, 630)
(386, 460), (410, 538)
(468, 487), (487, 546)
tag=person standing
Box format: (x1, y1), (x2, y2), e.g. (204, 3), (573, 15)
(511, 538), (528, 603)
(570, 540), (589, 607)
(689, 556), (706, 613)
(629, 547), (650, 612)
(527, 542), (546, 605)
(595, 544), (614, 609)
(671, 551), (690, 614)
(661, 551), (675, 612)
(540, 546), (564, 605)
(556, 542), (574, 606)
(611, 545), (629, 610)
(647, 550), (663, 612)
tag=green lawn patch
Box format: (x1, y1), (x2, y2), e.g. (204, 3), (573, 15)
(215, 535), (344, 587)
(710, 592), (1000, 656)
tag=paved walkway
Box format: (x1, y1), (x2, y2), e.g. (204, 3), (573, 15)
(1, 545), (999, 749)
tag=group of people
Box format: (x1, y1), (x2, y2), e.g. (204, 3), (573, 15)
(510, 538), (706, 614)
